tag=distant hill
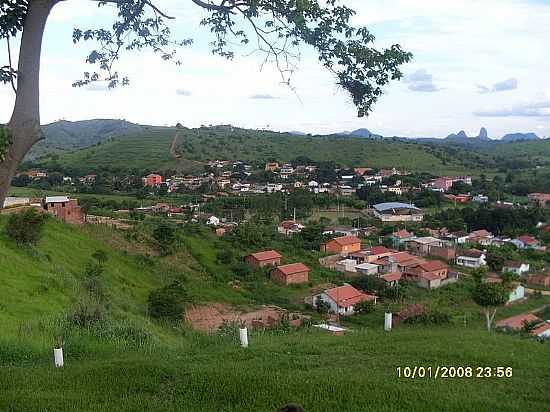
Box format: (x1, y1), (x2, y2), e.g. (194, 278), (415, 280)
(501, 132), (540, 142)
(444, 128), (492, 144)
(28, 119), (144, 159)
(345, 128), (383, 139)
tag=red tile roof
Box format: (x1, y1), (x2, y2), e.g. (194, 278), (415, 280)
(249, 250), (282, 261)
(531, 323), (550, 336)
(325, 285), (375, 308)
(417, 272), (441, 281)
(274, 263), (309, 276)
(460, 249), (484, 258)
(331, 235), (361, 246)
(369, 246), (392, 255)
(381, 272), (402, 282)
(416, 260), (448, 272)
(469, 229), (491, 238)
(518, 235), (538, 245)
(496, 313), (541, 330)
(392, 229), (413, 239)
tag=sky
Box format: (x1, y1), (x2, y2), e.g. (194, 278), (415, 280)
(2, 0), (550, 138)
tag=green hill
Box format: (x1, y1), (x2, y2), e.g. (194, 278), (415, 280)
(33, 126), (491, 176)
(1, 217), (550, 411)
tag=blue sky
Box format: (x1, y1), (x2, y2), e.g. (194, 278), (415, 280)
(2, 0), (550, 138)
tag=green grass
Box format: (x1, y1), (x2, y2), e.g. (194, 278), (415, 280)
(35, 126), (491, 175)
(2, 218), (550, 411)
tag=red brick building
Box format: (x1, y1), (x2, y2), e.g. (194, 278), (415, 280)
(44, 196), (84, 225)
(142, 173), (163, 187)
(271, 263), (310, 285)
(527, 274), (550, 287)
(320, 235), (361, 254)
(245, 250), (282, 269)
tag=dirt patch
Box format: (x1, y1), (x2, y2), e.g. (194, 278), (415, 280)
(185, 303), (308, 331)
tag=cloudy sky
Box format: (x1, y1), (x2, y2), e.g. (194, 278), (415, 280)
(2, 0), (550, 138)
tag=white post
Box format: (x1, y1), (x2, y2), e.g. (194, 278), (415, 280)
(239, 327), (249, 348)
(53, 347), (64, 368)
(384, 312), (392, 331)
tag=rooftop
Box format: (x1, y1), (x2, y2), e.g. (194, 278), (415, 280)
(373, 202), (421, 213)
(274, 263), (310, 276)
(248, 250), (282, 261)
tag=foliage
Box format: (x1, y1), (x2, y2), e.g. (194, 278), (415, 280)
(354, 300), (375, 314)
(148, 281), (191, 322)
(152, 223), (177, 255)
(0, 126), (11, 161)
(3, 208), (47, 245)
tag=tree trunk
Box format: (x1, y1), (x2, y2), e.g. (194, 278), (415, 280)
(0, 0), (58, 208)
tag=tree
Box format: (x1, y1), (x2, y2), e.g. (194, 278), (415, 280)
(148, 281), (191, 322)
(0, 1), (411, 207)
(470, 268), (510, 332)
(3, 207), (47, 244)
(152, 222), (177, 255)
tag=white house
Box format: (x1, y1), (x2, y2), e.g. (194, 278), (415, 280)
(335, 259), (358, 273)
(206, 215), (220, 226)
(508, 284), (525, 303)
(502, 261), (530, 277)
(532, 323), (550, 339)
(313, 284), (376, 316)
(456, 249), (486, 268)
(355, 262), (379, 276)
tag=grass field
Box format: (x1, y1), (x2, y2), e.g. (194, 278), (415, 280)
(33, 126), (493, 176)
(1, 217), (550, 411)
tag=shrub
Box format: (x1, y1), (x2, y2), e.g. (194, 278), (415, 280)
(152, 223), (177, 255)
(148, 281), (191, 321)
(354, 300), (375, 314)
(3, 208), (47, 245)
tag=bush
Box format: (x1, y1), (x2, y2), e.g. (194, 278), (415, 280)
(354, 300), (375, 314)
(148, 281), (191, 321)
(3, 208), (47, 245)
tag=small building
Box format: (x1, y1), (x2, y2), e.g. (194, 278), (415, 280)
(496, 313), (541, 331)
(502, 261), (530, 277)
(486, 277), (525, 304)
(355, 262), (380, 276)
(271, 263), (309, 285)
(381, 272), (402, 287)
(313, 284), (377, 316)
(245, 250), (282, 269)
(142, 173), (162, 187)
(278, 220), (305, 236)
(511, 235), (540, 250)
(43, 196), (84, 225)
(335, 259), (358, 273)
(265, 162), (279, 172)
(373, 202), (423, 222)
(456, 249), (486, 268)
(389, 229), (415, 248)
(206, 215), (220, 226)
(531, 323), (550, 339)
(527, 274), (550, 287)
(320, 235), (362, 255)
(406, 260), (449, 289)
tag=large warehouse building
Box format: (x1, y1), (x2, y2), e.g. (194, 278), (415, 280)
(373, 202), (424, 222)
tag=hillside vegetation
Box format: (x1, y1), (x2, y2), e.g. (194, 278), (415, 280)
(34, 126), (491, 176)
(1, 218), (550, 411)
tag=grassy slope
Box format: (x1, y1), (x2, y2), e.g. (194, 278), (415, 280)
(36, 126), (485, 175)
(1, 220), (550, 411)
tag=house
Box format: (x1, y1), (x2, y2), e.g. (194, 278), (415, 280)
(486, 277), (525, 304)
(528, 193), (550, 208)
(265, 162), (279, 172)
(245, 250), (282, 269)
(142, 173), (162, 187)
(313, 284), (377, 316)
(472, 194), (489, 203)
(335, 259), (358, 273)
(405, 236), (454, 259)
(432, 177), (454, 192)
(373, 202), (423, 222)
(389, 229), (415, 248)
(386, 252), (425, 273)
(205, 215), (220, 226)
(381, 272), (402, 287)
(446, 231), (469, 245)
(320, 235), (362, 255)
(406, 260), (450, 289)
(531, 323), (550, 339)
(467, 229), (493, 245)
(511, 235), (540, 250)
(527, 274), (550, 287)
(456, 249), (486, 268)
(502, 261), (530, 276)
(355, 263), (380, 276)
(271, 263), (309, 285)
(43, 196), (84, 225)
(277, 220), (305, 236)
(496, 313), (541, 331)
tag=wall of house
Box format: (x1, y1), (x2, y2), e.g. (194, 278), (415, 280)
(322, 241), (361, 254)
(46, 200), (84, 225)
(271, 269), (308, 285)
(245, 256), (281, 269)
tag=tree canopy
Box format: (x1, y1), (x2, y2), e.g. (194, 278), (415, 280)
(0, 0), (412, 206)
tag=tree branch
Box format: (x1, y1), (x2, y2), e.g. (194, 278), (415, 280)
(6, 36), (16, 94)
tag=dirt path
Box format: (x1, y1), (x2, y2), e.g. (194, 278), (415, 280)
(525, 287), (550, 296)
(170, 131), (181, 158)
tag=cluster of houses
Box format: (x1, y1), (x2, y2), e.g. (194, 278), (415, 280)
(496, 312), (550, 339)
(244, 250), (310, 286)
(321, 235), (457, 290)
